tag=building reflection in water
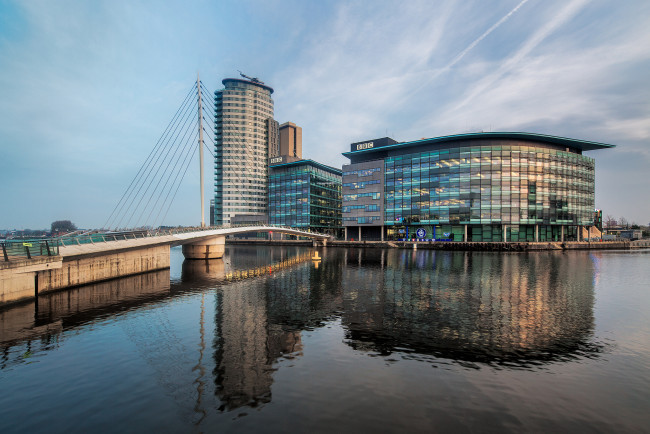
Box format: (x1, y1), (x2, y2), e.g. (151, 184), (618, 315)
(0, 246), (601, 416)
(211, 247), (342, 411)
(340, 249), (600, 367)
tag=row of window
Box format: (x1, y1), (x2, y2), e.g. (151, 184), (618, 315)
(343, 204), (380, 213)
(343, 192), (381, 201)
(343, 167), (381, 177)
(343, 216), (382, 224)
(343, 180), (380, 189)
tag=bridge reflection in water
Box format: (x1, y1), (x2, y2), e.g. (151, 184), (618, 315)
(0, 246), (601, 415)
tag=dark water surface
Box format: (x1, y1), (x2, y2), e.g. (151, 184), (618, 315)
(1, 246), (649, 433)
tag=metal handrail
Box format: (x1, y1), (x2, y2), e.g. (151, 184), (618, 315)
(1, 239), (60, 261)
(52, 224), (330, 250)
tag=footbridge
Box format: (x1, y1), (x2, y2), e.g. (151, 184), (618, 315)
(1, 226), (330, 306)
(57, 225), (330, 260)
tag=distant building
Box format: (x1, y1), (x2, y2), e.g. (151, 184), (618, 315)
(278, 122), (302, 159)
(342, 132), (614, 242)
(268, 158), (342, 237)
(593, 209), (603, 232)
(213, 76), (275, 225)
(620, 230), (642, 241)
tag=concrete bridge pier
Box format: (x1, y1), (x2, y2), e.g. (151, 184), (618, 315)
(182, 236), (225, 259)
(312, 238), (328, 247)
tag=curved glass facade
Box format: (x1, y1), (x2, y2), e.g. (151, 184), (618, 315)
(342, 135), (609, 242)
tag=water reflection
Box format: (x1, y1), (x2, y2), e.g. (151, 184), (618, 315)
(0, 247), (602, 416)
(182, 258), (226, 281)
(212, 249), (342, 411)
(341, 250), (599, 367)
(0, 270), (171, 369)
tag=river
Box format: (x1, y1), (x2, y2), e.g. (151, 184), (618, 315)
(1, 246), (648, 433)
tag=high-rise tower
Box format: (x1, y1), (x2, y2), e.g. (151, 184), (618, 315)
(213, 75), (274, 225)
(278, 122), (302, 158)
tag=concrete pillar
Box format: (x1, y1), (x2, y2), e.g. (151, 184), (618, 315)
(561, 225), (564, 242)
(535, 224), (539, 242)
(358, 226), (362, 241)
(577, 226), (582, 242)
(503, 225), (507, 243)
(344, 227), (348, 241)
(464, 224), (468, 242)
(381, 225), (384, 241)
(182, 236), (225, 259)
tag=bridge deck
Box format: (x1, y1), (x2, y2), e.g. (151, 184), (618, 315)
(58, 226), (328, 259)
(59, 235), (178, 258)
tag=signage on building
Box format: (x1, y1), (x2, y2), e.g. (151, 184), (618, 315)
(350, 137), (398, 152)
(443, 232), (451, 238)
(416, 228), (426, 238)
(269, 156), (283, 164)
(356, 142), (374, 151)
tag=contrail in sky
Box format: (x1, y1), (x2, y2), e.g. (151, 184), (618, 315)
(446, 0), (530, 70)
(452, 0), (590, 111)
(404, 0), (530, 101)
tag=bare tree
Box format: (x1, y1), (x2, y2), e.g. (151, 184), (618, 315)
(619, 217), (629, 228)
(604, 215), (617, 228)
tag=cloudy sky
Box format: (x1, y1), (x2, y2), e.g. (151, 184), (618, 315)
(1, 0), (648, 229)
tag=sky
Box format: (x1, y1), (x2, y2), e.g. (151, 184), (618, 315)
(0, 0), (648, 229)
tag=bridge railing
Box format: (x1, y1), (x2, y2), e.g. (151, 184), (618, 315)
(58, 230), (151, 247)
(55, 224), (331, 248)
(1, 239), (60, 261)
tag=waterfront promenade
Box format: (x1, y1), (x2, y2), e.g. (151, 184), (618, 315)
(1, 232), (643, 308)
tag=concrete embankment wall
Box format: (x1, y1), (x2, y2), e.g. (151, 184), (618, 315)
(39, 245), (170, 292)
(0, 245), (170, 307)
(0, 256), (62, 306)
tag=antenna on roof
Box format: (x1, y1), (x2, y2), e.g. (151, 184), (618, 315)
(237, 70), (264, 85)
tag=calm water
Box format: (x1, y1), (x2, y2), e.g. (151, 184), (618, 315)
(1, 246), (649, 433)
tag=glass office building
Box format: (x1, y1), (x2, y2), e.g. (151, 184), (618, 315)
(342, 133), (613, 242)
(268, 158), (342, 237)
